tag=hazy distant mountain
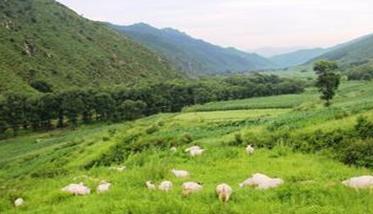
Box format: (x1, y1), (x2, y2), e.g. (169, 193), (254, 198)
(252, 46), (307, 57)
(270, 48), (328, 68)
(110, 23), (274, 75)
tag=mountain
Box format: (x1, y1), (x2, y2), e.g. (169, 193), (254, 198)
(110, 23), (274, 75)
(252, 46), (307, 58)
(310, 34), (373, 66)
(0, 0), (179, 94)
(270, 48), (328, 68)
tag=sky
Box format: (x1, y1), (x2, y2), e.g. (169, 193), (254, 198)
(57, 0), (373, 55)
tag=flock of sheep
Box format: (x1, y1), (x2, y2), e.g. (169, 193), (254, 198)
(13, 145), (373, 207)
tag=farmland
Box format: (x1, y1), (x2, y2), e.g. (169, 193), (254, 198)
(0, 81), (372, 213)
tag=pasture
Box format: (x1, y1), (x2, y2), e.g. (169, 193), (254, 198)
(0, 81), (372, 213)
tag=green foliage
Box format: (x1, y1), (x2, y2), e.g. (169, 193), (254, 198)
(314, 61), (341, 106)
(0, 0), (179, 94)
(355, 116), (373, 139)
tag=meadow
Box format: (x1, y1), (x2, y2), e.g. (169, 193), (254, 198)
(0, 81), (372, 213)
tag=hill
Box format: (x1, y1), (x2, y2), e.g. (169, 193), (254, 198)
(310, 34), (373, 66)
(0, 0), (179, 94)
(110, 23), (274, 75)
(0, 81), (372, 213)
(270, 48), (328, 68)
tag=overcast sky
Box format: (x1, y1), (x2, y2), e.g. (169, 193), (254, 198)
(57, 0), (373, 52)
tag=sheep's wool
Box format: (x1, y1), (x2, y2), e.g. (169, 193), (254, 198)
(216, 183), (233, 202)
(158, 181), (173, 192)
(240, 173), (284, 189)
(97, 181), (111, 193)
(62, 183), (91, 195)
(182, 182), (203, 194)
(342, 176), (373, 189)
(14, 198), (24, 207)
(172, 169), (189, 178)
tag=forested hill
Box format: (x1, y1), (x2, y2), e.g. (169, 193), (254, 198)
(310, 34), (373, 66)
(0, 0), (180, 94)
(270, 48), (328, 68)
(111, 23), (274, 75)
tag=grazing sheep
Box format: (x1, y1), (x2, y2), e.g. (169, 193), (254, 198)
(246, 145), (254, 155)
(96, 181), (111, 193)
(216, 183), (233, 202)
(62, 182), (91, 196)
(14, 198), (24, 207)
(185, 146), (205, 157)
(172, 169), (189, 178)
(342, 176), (373, 189)
(158, 181), (173, 192)
(170, 147), (177, 152)
(110, 166), (126, 172)
(240, 173), (284, 190)
(182, 182), (203, 195)
(145, 181), (156, 190)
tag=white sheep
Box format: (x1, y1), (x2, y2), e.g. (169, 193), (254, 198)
(172, 169), (189, 178)
(170, 147), (177, 152)
(185, 146), (205, 157)
(110, 166), (126, 172)
(158, 181), (173, 192)
(216, 183), (233, 202)
(62, 182), (91, 196)
(342, 175), (373, 189)
(96, 181), (111, 193)
(240, 173), (284, 190)
(14, 198), (24, 207)
(246, 145), (254, 155)
(145, 181), (156, 190)
(182, 182), (203, 195)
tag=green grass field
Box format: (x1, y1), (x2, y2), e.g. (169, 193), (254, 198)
(0, 81), (372, 213)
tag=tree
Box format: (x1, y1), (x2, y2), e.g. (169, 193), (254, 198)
(118, 100), (147, 120)
(94, 92), (115, 121)
(314, 61), (341, 106)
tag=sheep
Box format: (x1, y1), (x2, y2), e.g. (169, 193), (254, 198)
(216, 183), (233, 202)
(170, 147), (177, 152)
(62, 182), (91, 196)
(158, 181), (173, 192)
(240, 173), (284, 190)
(145, 181), (156, 190)
(342, 175), (373, 189)
(185, 146), (205, 157)
(182, 182), (203, 195)
(14, 198), (24, 207)
(96, 181), (111, 193)
(110, 166), (126, 172)
(246, 145), (254, 155)
(172, 169), (189, 178)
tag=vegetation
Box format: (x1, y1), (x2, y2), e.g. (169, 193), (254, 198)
(0, 74), (304, 138)
(314, 61), (341, 106)
(0, 81), (372, 213)
(0, 0), (179, 94)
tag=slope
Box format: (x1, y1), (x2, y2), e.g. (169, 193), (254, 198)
(110, 23), (274, 75)
(0, 0), (179, 94)
(310, 34), (373, 66)
(270, 48), (328, 68)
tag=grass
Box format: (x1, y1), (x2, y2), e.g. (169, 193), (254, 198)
(0, 81), (372, 213)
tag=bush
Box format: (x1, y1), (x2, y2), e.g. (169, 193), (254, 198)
(228, 132), (244, 146)
(355, 116), (373, 139)
(341, 139), (373, 168)
(145, 125), (159, 135)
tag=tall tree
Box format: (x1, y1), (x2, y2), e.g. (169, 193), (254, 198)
(314, 61), (341, 106)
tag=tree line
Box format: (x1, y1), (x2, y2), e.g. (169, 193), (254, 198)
(0, 73), (304, 137)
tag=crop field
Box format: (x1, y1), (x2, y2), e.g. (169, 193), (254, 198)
(0, 81), (372, 213)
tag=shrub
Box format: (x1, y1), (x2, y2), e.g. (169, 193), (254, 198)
(355, 116), (373, 139)
(341, 139), (373, 168)
(228, 132), (244, 146)
(145, 125), (159, 135)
